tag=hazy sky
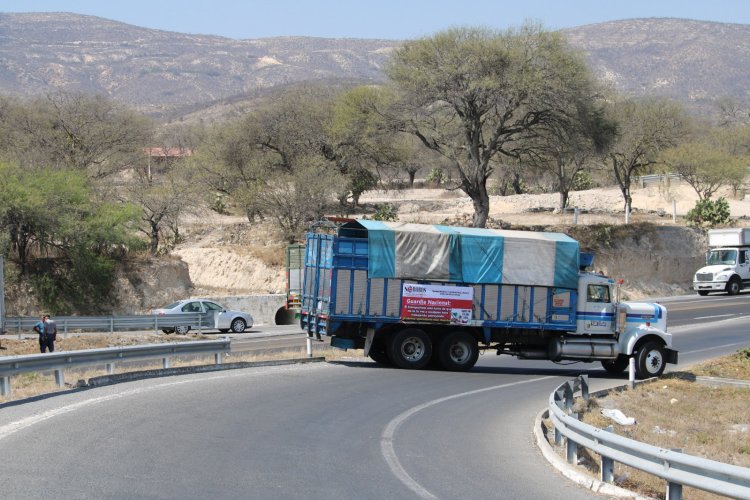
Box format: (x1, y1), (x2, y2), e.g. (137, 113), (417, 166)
(2, 0), (749, 39)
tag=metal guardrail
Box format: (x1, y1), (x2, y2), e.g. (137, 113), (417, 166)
(2, 313), (216, 337)
(549, 376), (750, 499)
(638, 173), (682, 187)
(0, 339), (231, 397)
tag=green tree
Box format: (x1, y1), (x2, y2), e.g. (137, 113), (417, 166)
(386, 25), (601, 227)
(661, 141), (745, 201)
(605, 98), (690, 214)
(8, 92), (152, 180)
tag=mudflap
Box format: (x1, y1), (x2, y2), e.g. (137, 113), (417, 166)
(665, 348), (679, 365)
(363, 328), (375, 357)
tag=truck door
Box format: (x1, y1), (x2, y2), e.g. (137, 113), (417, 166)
(577, 282), (615, 334)
(739, 249), (750, 283)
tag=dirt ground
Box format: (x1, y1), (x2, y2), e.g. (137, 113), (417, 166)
(173, 181), (750, 297)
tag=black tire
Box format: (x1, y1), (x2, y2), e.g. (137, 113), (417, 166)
(219, 329), (229, 333)
(175, 325), (190, 335)
(697, 290), (709, 296)
(635, 340), (666, 379)
(230, 318), (246, 333)
(367, 339), (391, 365)
(161, 328), (174, 334)
(601, 355), (629, 374)
(726, 277), (741, 295)
(387, 328), (432, 370)
(436, 331), (479, 372)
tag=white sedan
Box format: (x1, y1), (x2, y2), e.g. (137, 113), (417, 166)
(153, 299), (253, 334)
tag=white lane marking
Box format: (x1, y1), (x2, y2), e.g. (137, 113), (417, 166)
(380, 375), (556, 499)
(693, 314), (735, 320)
(680, 342), (750, 355)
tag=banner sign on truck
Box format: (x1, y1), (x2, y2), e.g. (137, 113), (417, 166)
(401, 284), (473, 324)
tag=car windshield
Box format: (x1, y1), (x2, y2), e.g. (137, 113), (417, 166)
(163, 301), (183, 309)
(203, 302), (223, 311)
(707, 249), (737, 265)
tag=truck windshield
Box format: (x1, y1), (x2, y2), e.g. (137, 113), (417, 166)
(707, 249), (737, 265)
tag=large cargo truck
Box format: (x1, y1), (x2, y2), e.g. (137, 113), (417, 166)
(693, 228), (750, 296)
(300, 220), (677, 379)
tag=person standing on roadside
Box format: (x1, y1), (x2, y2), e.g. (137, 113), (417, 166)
(43, 316), (58, 353)
(33, 314), (56, 353)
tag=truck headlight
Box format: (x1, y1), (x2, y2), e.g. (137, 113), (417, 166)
(716, 273), (731, 282)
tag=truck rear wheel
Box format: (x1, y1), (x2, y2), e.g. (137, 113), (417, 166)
(368, 339), (391, 365)
(388, 328), (432, 370)
(601, 355), (629, 374)
(635, 340), (666, 379)
(437, 331), (478, 371)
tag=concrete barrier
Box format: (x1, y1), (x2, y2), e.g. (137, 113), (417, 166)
(201, 294), (290, 326)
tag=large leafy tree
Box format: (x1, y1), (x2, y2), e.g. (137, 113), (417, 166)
(386, 25), (601, 227)
(605, 98), (690, 214)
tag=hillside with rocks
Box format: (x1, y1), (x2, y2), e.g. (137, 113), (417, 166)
(0, 13), (748, 119)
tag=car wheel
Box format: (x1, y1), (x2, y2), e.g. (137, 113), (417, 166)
(635, 340), (666, 379)
(230, 318), (246, 333)
(387, 328), (432, 370)
(175, 325), (190, 335)
(436, 331), (478, 371)
(601, 355), (629, 374)
(726, 277), (741, 295)
(161, 328), (174, 334)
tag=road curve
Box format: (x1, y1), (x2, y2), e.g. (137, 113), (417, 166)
(0, 293), (748, 499)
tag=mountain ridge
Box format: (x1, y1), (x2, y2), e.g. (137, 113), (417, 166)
(1, 12), (748, 120)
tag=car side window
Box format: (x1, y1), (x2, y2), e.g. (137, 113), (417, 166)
(181, 302), (201, 313)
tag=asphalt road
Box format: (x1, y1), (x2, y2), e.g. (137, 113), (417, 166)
(0, 293), (748, 499)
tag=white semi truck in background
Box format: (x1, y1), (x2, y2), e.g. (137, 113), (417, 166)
(693, 228), (750, 296)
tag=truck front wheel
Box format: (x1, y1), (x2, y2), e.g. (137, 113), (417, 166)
(726, 276), (742, 295)
(388, 328), (432, 370)
(437, 331), (479, 371)
(635, 341), (666, 379)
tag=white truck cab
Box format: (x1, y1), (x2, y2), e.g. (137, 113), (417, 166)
(694, 228), (750, 296)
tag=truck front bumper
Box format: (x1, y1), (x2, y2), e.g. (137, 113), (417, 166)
(693, 281), (727, 292)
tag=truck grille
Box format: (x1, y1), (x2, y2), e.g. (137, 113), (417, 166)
(696, 273), (714, 282)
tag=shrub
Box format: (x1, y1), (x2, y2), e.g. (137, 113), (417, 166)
(685, 197), (731, 227)
(372, 203), (399, 221)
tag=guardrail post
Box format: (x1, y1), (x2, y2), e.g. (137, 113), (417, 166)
(106, 363), (115, 375)
(579, 374), (589, 401)
(566, 413), (579, 464)
(54, 369), (64, 387)
(601, 425), (615, 483)
(306, 336), (313, 358)
(63, 320), (68, 339)
(666, 448), (683, 500)
(628, 357), (636, 389)
(163, 357), (169, 369)
(0, 376), (10, 397)
(563, 382), (574, 413)
(214, 352), (223, 365)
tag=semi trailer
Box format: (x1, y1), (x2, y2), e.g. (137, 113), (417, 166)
(300, 220), (677, 379)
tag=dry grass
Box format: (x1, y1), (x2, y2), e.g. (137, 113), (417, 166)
(556, 349), (750, 499)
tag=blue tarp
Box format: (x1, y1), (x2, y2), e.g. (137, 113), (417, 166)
(350, 220), (580, 289)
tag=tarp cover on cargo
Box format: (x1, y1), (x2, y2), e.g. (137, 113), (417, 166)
(349, 220), (579, 289)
